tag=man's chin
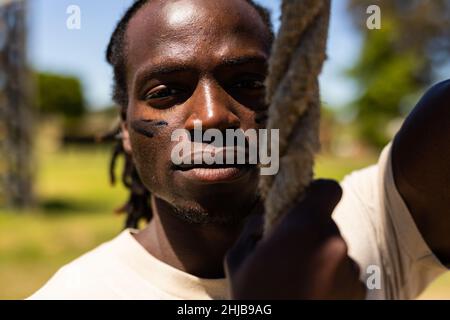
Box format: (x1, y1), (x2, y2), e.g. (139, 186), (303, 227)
(152, 167), (260, 225)
(169, 202), (252, 226)
(163, 194), (259, 226)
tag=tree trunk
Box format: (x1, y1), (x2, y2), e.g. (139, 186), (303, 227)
(0, 0), (34, 209)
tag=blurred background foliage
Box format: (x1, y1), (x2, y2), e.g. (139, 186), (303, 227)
(346, 0), (450, 148)
(36, 72), (86, 119)
(34, 71), (119, 140)
(0, 0), (449, 299)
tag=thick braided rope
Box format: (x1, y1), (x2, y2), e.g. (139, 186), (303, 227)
(260, 0), (331, 234)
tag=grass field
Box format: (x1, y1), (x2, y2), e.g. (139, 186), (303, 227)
(0, 146), (449, 299)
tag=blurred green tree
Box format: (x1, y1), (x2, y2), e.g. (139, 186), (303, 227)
(347, 0), (450, 148)
(35, 72), (86, 119)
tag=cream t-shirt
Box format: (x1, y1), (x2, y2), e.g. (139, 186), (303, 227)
(29, 228), (228, 300)
(29, 143), (447, 300)
(333, 143), (447, 299)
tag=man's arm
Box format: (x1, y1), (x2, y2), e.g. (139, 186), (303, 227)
(392, 79), (450, 265)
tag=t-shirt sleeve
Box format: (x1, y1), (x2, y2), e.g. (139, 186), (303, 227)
(332, 142), (448, 300)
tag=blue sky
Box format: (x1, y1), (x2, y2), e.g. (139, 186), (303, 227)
(28, 0), (361, 109)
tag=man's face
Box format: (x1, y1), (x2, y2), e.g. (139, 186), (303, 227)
(121, 0), (271, 224)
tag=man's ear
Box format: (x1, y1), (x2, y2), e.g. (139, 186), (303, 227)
(121, 121), (132, 154)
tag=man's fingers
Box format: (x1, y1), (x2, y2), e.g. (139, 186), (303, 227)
(279, 179), (343, 229)
(260, 179), (343, 249)
(317, 237), (366, 300)
(225, 213), (263, 277)
(227, 180), (343, 279)
(299, 179), (343, 219)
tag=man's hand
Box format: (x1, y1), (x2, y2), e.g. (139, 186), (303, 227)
(225, 179), (366, 300)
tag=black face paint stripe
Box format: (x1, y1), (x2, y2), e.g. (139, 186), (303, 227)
(154, 120), (168, 127)
(130, 119), (168, 138)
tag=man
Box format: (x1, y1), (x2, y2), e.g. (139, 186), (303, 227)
(30, 0), (449, 300)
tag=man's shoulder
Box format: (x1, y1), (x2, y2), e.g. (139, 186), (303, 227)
(28, 231), (128, 300)
(332, 144), (390, 247)
(335, 163), (379, 217)
(341, 164), (378, 188)
(335, 142), (397, 214)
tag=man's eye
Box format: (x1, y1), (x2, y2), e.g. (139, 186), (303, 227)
(145, 87), (180, 100)
(233, 79), (265, 90)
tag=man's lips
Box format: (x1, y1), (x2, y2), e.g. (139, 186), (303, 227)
(177, 146), (249, 166)
(174, 163), (255, 183)
(171, 144), (256, 183)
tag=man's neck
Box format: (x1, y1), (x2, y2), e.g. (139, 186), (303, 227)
(133, 196), (246, 279)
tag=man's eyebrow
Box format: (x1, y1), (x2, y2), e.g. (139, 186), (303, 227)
(146, 64), (192, 75)
(134, 55), (268, 84)
(134, 63), (193, 84)
(219, 55), (268, 68)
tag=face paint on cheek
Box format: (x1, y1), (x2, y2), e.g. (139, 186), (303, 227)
(130, 119), (169, 138)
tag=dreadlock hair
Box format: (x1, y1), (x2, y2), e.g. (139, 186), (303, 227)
(106, 0), (274, 229)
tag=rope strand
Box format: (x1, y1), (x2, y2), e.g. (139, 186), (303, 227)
(261, 0), (331, 234)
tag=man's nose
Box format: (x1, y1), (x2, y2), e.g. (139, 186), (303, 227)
(184, 80), (240, 132)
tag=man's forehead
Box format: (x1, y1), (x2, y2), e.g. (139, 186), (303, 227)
(126, 0), (263, 32)
(124, 0), (270, 73)
(126, 1), (211, 40)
